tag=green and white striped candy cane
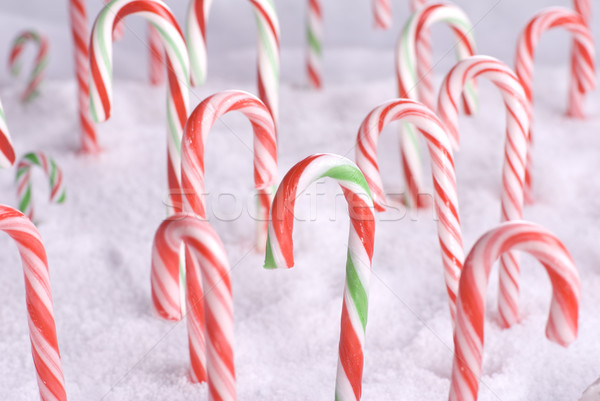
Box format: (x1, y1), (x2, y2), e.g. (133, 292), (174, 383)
(16, 152), (66, 221)
(265, 153), (375, 401)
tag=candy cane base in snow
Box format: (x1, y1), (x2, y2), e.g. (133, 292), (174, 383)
(8, 30), (49, 102)
(437, 55), (530, 327)
(450, 221), (580, 401)
(0, 205), (67, 401)
(264, 153), (375, 401)
(152, 215), (234, 398)
(181, 91), (277, 252)
(355, 99), (463, 322)
(16, 152), (66, 221)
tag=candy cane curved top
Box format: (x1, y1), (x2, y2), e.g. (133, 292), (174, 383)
(0, 99), (16, 169)
(89, 0), (190, 213)
(16, 152), (67, 221)
(515, 7), (595, 115)
(438, 56), (529, 220)
(186, 0), (214, 86)
(152, 214), (233, 398)
(355, 98), (463, 321)
(8, 30), (49, 103)
(264, 153), (375, 401)
(0, 205), (67, 401)
(181, 90), (277, 217)
(450, 221), (580, 401)
(396, 2), (477, 111)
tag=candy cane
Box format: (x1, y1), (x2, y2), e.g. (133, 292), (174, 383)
(180, 90), (277, 251)
(437, 56), (530, 327)
(8, 30), (49, 103)
(410, 0), (433, 111)
(89, 0), (190, 213)
(0, 98), (17, 168)
(569, 0), (592, 118)
(186, 0), (213, 86)
(152, 214), (234, 397)
(69, 0), (98, 152)
(515, 7), (595, 203)
(306, 0), (323, 88)
(355, 99), (462, 321)
(0, 205), (67, 401)
(16, 152), (66, 221)
(373, 0), (392, 29)
(148, 24), (165, 85)
(264, 153), (375, 401)
(396, 2), (477, 209)
(105, 0), (125, 40)
(450, 221), (580, 401)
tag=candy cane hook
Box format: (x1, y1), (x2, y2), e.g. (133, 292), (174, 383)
(16, 152), (67, 221)
(89, 0), (190, 213)
(152, 215), (234, 399)
(356, 98), (462, 321)
(8, 30), (49, 103)
(265, 153), (375, 401)
(0, 205), (67, 401)
(437, 56), (530, 327)
(396, 2), (477, 209)
(450, 221), (580, 401)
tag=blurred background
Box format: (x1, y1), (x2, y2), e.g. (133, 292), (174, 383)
(0, 0), (596, 83)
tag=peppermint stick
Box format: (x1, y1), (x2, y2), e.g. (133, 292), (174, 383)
(451, 221), (580, 401)
(355, 99), (462, 321)
(8, 30), (49, 102)
(373, 0), (392, 29)
(306, 0), (323, 88)
(569, 0), (593, 118)
(265, 153), (375, 401)
(16, 152), (66, 221)
(186, 0), (213, 86)
(152, 214), (234, 398)
(396, 2), (477, 208)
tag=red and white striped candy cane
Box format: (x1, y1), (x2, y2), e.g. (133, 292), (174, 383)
(306, 0), (323, 88)
(8, 30), (49, 103)
(186, 0), (213, 86)
(450, 221), (580, 401)
(181, 90), (277, 251)
(515, 7), (595, 203)
(0, 98), (16, 169)
(16, 152), (67, 221)
(0, 205), (67, 401)
(89, 0), (190, 213)
(373, 0), (392, 29)
(396, 3), (477, 209)
(569, 0), (592, 118)
(437, 56), (530, 327)
(264, 153), (375, 401)
(148, 24), (164, 85)
(69, 0), (98, 153)
(355, 99), (463, 320)
(410, 0), (434, 110)
(152, 214), (234, 397)
(105, 0), (125, 40)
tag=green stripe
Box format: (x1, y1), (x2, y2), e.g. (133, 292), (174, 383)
(345, 251), (368, 331)
(307, 29), (322, 56)
(401, 14), (418, 87)
(186, 26), (206, 86)
(49, 162), (57, 187)
(15, 167), (28, 180)
(152, 23), (190, 83)
(56, 190), (66, 204)
(255, 16), (279, 89)
(19, 185), (32, 212)
(263, 235), (277, 269)
(24, 153), (40, 166)
(321, 164), (372, 199)
(97, 6), (113, 87)
(166, 108), (182, 154)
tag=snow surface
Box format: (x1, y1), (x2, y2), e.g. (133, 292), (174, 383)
(0, 47), (599, 400)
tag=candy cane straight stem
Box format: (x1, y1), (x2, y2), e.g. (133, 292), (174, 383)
(264, 153), (375, 401)
(568, 0), (592, 118)
(373, 0), (392, 29)
(69, 0), (99, 153)
(89, 0), (191, 214)
(0, 99), (15, 168)
(396, 3), (477, 208)
(450, 221), (580, 401)
(8, 31), (49, 103)
(515, 7), (595, 204)
(181, 90), (277, 252)
(249, 0), (280, 128)
(152, 215), (234, 399)
(410, 0), (433, 110)
(306, 0), (323, 88)
(437, 55), (530, 327)
(0, 206), (67, 401)
(186, 0), (214, 86)
(355, 99), (462, 322)
(16, 152), (67, 221)
(149, 24), (164, 85)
